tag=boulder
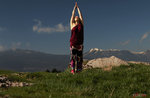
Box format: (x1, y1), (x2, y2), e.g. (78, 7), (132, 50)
(84, 56), (128, 69)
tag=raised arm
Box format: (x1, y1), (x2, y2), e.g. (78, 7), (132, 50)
(70, 4), (77, 28)
(77, 5), (84, 25)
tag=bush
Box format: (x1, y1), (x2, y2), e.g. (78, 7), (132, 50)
(51, 68), (61, 73)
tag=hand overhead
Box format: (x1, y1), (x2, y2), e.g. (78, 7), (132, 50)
(75, 2), (77, 8)
(70, 1), (84, 28)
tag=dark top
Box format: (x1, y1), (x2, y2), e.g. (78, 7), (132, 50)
(70, 23), (84, 47)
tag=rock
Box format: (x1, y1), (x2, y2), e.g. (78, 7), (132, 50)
(0, 75), (33, 88)
(11, 82), (16, 87)
(19, 82), (23, 87)
(84, 56), (128, 69)
(29, 83), (33, 86)
(23, 82), (26, 86)
(0, 76), (7, 83)
(24, 83), (28, 86)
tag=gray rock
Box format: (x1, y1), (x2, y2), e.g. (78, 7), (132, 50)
(0, 75), (33, 88)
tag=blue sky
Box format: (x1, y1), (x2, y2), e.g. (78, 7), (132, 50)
(0, 0), (150, 54)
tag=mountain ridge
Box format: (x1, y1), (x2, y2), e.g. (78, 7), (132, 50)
(84, 48), (150, 62)
(0, 48), (69, 72)
(1, 48), (150, 72)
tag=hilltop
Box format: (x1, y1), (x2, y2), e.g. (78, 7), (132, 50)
(0, 63), (150, 98)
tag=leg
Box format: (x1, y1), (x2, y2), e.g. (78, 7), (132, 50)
(70, 47), (75, 70)
(70, 47), (77, 73)
(77, 50), (83, 72)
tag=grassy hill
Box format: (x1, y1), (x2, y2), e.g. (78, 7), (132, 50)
(0, 63), (150, 98)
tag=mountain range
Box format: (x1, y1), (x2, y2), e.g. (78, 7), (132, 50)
(1, 48), (150, 72)
(84, 48), (150, 62)
(0, 49), (69, 72)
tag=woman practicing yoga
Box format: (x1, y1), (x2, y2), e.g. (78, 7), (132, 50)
(70, 2), (84, 74)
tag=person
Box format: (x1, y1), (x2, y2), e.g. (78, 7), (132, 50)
(69, 2), (84, 74)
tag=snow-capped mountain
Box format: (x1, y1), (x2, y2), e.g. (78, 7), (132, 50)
(84, 48), (150, 62)
(88, 48), (120, 53)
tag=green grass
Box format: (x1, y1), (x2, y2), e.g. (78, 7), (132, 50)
(0, 63), (150, 98)
(0, 70), (16, 75)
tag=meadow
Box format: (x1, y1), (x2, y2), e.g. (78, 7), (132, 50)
(0, 63), (150, 98)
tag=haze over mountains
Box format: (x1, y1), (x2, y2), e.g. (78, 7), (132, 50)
(1, 48), (150, 72)
(0, 49), (69, 72)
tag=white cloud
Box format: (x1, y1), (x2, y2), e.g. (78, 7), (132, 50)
(120, 40), (130, 46)
(33, 19), (69, 34)
(11, 42), (22, 50)
(140, 32), (150, 43)
(0, 45), (6, 51)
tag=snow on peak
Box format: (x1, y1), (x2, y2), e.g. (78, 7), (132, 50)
(89, 48), (103, 53)
(93, 48), (99, 51)
(89, 48), (121, 53)
(108, 49), (120, 51)
(131, 51), (145, 54)
(89, 48), (146, 54)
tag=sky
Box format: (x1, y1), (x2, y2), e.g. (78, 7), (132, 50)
(0, 0), (150, 54)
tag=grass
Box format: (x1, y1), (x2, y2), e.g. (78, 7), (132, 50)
(0, 63), (150, 98)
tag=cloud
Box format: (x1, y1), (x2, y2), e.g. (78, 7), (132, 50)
(33, 19), (69, 34)
(0, 45), (6, 51)
(11, 42), (22, 50)
(120, 40), (130, 46)
(140, 32), (150, 43)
